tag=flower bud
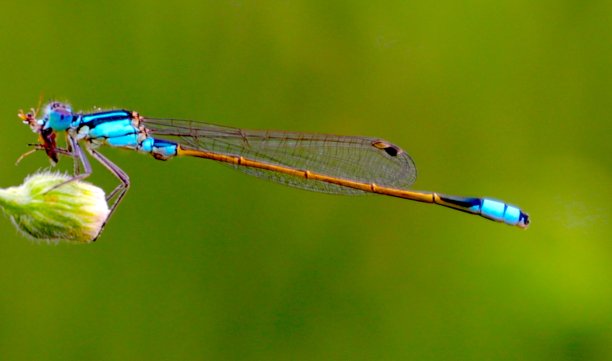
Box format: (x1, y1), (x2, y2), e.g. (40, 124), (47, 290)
(0, 172), (109, 243)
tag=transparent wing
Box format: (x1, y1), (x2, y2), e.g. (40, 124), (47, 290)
(144, 118), (417, 194)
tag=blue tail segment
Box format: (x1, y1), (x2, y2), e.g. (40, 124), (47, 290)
(480, 198), (529, 227)
(435, 194), (530, 228)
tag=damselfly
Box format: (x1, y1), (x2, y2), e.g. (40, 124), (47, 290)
(18, 101), (529, 240)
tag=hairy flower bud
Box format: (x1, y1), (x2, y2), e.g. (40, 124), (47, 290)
(0, 172), (109, 243)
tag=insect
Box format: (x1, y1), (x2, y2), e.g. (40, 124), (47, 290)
(18, 101), (529, 240)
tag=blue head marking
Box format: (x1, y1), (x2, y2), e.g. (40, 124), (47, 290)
(43, 102), (74, 131)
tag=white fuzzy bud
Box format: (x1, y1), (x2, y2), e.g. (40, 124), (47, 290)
(0, 172), (109, 243)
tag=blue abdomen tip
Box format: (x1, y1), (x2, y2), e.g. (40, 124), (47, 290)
(481, 198), (530, 228)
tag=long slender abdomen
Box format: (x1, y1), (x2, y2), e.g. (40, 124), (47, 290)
(176, 146), (530, 228)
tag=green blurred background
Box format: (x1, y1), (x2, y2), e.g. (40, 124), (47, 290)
(0, 1), (610, 360)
